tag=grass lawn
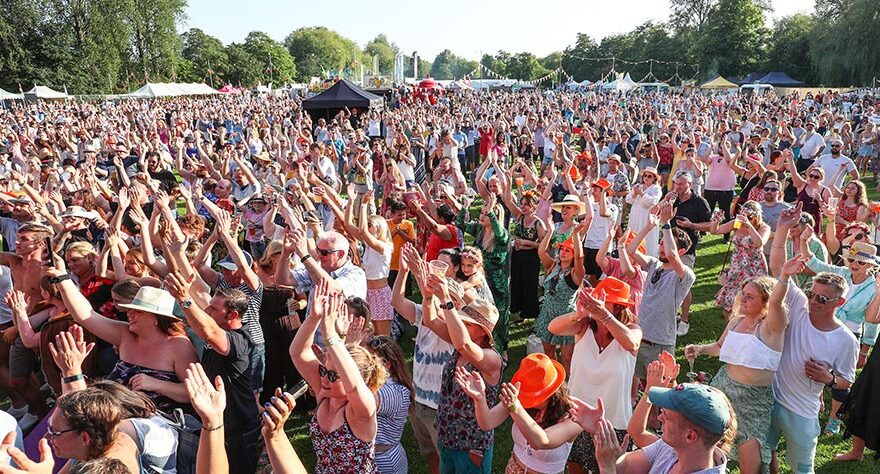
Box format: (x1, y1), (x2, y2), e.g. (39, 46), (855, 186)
(285, 217), (880, 473)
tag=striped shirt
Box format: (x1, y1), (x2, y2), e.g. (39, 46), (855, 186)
(217, 276), (265, 345)
(376, 379), (411, 474)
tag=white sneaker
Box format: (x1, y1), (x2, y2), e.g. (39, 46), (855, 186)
(676, 321), (690, 336)
(17, 412), (38, 432)
(6, 404), (28, 421)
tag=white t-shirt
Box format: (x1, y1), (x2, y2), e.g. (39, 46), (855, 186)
(800, 132), (826, 160)
(0, 411), (23, 465)
(584, 202), (618, 248)
(773, 281), (858, 418)
(813, 153), (855, 188)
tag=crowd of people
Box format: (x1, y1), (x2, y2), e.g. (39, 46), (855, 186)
(0, 85), (877, 474)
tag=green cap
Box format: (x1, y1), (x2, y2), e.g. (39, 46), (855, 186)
(648, 383), (730, 435)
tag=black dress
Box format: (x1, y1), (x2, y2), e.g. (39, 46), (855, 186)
(840, 346), (880, 458)
(509, 216), (541, 319)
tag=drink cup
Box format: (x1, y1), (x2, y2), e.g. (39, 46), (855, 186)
(429, 260), (449, 278)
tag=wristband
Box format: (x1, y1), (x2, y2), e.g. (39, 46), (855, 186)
(63, 374), (84, 384)
(202, 423), (224, 432)
(325, 334), (343, 347)
(49, 274), (73, 284)
(300, 254), (312, 263)
(661, 223), (671, 230)
(827, 372), (837, 388)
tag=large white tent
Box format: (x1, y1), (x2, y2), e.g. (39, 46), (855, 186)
(601, 73), (636, 92)
(122, 82), (220, 98)
(24, 86), (69, 100)
(0, 88), (23, 100)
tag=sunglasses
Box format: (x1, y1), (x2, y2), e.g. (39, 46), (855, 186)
(808, 174), (822, 179)
(46, 426), (77, 439)
(318, 364), (339, 383)
(849, 233), (866, 241)
(849, 259), (869, 267)
(317, 248), (342, 257)
(764, 186), (779, 192)
(804, 289), (837, 305)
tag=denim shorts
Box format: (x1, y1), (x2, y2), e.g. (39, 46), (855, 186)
(768, 401), (820, 473)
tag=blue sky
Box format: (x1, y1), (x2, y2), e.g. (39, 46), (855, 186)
(184, 0), (815, 60)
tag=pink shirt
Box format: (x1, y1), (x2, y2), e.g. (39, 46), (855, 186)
(604, 257), (646, 316)
(704, 154), (737, 191)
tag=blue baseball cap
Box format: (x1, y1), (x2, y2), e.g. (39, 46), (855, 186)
(217, 251), (253, 271)
(648, 383), (731, 435)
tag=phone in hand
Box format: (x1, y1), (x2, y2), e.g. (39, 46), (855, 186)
(289, 380), (309, 400)
(44, 237), (57, 267)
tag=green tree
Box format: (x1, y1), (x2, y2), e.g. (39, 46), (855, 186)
(285, 27), (360, 81)
(242, 31), (296, 84)
(506, 52), (549, 80)
(765, 14), (816, 85)
(180, 28), (229, 85)
(123, 0), (187, 83)
(695, 0), (768, 77)
(539, 52), (563, 71)
(225, 43), (261, 86)
(430, 50), (476, 80)
(810, 0), (880, 86)
(364, 34), (398, 75)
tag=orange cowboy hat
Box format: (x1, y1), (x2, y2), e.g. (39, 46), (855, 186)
(511, 353), (566, 408)
(592, 276), (634, 307)
(623, 230), (647, 254)
(591, 178), (611, 190)
(557, 238), (575, 252)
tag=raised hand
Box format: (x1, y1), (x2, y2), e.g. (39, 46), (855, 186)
(657, 350), (680, 384)
(499, 381), (521, 410)
(261, 387), (297, 440)
(454, 366), (486, 400)
(777, 201), (802, 229)
(47, 325), (95, 377)
(781, 254), (808, 277)
(163, 272), (194, 301)
(568, 396), (605, 434)
(592, 418), (629, 473)
(0, 434), (54, 474)
(184, 363), (226, 430)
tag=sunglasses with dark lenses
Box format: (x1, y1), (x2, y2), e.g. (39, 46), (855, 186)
(764, 186), (779, 192)
(317, 248), (341, 257)
(318, 364), (339, 382)
(808, 174), (822, 179)
(804, 289), (836, 305)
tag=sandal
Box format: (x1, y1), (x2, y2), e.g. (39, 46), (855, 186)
(824, 418), (842, 435)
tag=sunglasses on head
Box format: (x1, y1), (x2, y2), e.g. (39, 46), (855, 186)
(804, 289), (837, 305)
(318, 364), (339, 382)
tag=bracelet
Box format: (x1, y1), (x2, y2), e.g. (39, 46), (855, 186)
(62, 374), (84, 384)
(202, 423), (224, 432)
(325, 334), (343, 347)
(661, 223), (671, 230)
(300, 254), (312, 263)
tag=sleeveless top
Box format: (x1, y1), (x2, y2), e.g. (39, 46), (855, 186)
(310, 405), (377, 474)
(568, 327), (636, 429)
(361, 243), (392, 280)
(719, 320), (782, 372)
(109, 360), (185, 413)
(511, 423), (572, 473)
(129, 416), (179, 474)
(514, 216), (540, 243)
(796, 187), (822, 232)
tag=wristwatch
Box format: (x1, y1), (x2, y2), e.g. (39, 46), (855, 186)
(661, 223), (672, 230)
(48, 274), (72, 284)
(441, 301), (454, 310)
(300, 254), (312, 263)
(180, 300), (193, 309)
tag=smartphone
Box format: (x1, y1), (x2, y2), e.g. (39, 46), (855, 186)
(289, 380), (309, 400)
(44, 237), (56, 266)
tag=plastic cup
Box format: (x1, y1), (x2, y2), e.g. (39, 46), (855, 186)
(312, 187), (323, 203)
(515, 177), (524, 187)
(732, 219), (742, 230)
(429, 260), (449, 278)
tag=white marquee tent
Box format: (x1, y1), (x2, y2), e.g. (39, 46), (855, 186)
(24, 86), (69, 100)
(0, 88), (23, 100)
(122, 82), (220, 98)
(601, 73), (636, 92)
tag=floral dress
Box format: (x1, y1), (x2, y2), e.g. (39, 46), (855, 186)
(534, 265), (578, 346)
(835, 201), (860, 240)
(310, 407), (377, 474)
(715, 233), (768, 311)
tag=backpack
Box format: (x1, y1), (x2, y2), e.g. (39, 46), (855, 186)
(159, 409), (202, 474)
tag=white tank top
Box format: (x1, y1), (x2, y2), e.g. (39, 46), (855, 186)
(361, 244), (392, 280)
(719, 321), (782, 372)
(568, 327), (636, 429)
(511, 424), (571, 474)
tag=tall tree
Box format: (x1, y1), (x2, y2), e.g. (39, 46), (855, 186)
(285, 27), (360, 81)
(506, 52), (549, 80)
(364, 34), (398, 75)
(180, 28), (229, 85)
(765, 14), (816, 85)
(810, 0), (880, 86)
(695, 0), (768, 77)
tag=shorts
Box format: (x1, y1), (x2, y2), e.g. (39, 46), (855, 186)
(583, 247), (603, 279)
(568, 428), (630, 471)
(681, 253), (696, 269)
(658, 164), (673, 174)
(249, 342), (266, 394)
(768, 401), (820, 473)
(635, 341), (675, 379)
(367, 286), (393, 321)
(438, 444), (494, 474)
(9, 337), (37, 379)
(411, 402), (439, 455)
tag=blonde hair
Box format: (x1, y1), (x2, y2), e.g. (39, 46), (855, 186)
(730, 275), (776, 317)
(66, 241), (97, 258)
(460, 246), (484, 267)
(258, 240), (284, 267)
(367, 215), (391, 244)
(347, 343), (388, 394)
